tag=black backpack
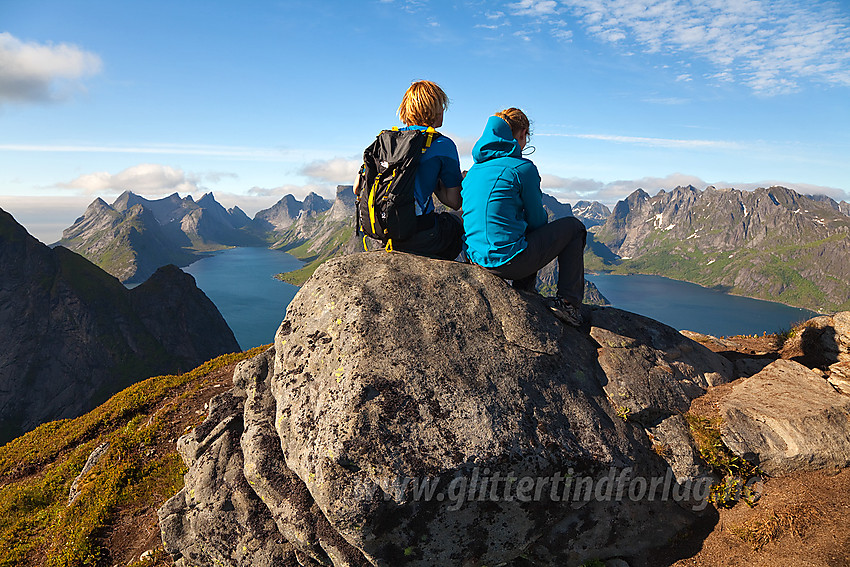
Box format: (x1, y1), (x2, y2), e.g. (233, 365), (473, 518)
(356, 126), (439, 248)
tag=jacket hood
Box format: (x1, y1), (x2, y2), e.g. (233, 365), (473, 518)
(472, 115), (521, 163)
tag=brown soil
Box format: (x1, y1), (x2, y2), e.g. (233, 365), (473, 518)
(646, 331), (850, 567)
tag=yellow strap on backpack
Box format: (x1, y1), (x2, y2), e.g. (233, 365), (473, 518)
(423, 126), (435, 154)
(385, 238), (394, 252)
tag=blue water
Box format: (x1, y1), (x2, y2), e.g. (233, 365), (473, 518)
(180, 248), (818, 348)
(588, 273), (817, 337)
(183, 247), (302, 350)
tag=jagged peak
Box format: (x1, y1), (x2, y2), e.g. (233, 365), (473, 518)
(86, 197), (114, 213)
(628, 188), (650, 201)
(197, 192), (219, 206)
(302, 192), (331, 212)
(673, 184), (699, 193)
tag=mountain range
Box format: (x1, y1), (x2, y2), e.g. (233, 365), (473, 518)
(0, 207), (240, 444)
(56, 184), (850, 313)
(592, 185), (850, 312)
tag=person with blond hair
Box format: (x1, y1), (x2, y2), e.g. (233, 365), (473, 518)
(461, 108), (587, 326)
(355, 80), (464, 259)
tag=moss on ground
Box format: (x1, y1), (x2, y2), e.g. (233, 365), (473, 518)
(0, 346), (266, 567)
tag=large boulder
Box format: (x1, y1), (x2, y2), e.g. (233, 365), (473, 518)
(270, 253), (701, 567)
(162, 252), (744, 566)
(719, 358), (850, 476)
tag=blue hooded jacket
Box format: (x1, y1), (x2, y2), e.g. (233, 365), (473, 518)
(461, 115), (547, 267)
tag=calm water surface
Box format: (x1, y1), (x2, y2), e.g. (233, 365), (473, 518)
(183, 247), (302, 350)
(588, 273), (817, 337)
(182, 248), (818, 348)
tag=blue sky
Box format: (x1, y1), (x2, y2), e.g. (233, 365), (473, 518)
(2, 0), (850, 243)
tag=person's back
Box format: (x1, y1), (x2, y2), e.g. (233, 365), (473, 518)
(462, 114), (546, 267)
(355, 80), (464, 260)
(462, 108), (587, 327)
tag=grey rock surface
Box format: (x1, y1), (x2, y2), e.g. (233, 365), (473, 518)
(163, 252), (723, 567)
(590, 308), (734, 426)
(720, 358), (850, 475)
(158, 384), (303, 567)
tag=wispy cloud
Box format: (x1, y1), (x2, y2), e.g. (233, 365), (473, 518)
(518, 0), (850, 95)
(57, 163), (202, 195)
(0, 32), (101, 104)
(0, 142), (293, 161)
(538, 132), (743, 150)
(509, 0), (559, 17)
(298, 157), (361, 184)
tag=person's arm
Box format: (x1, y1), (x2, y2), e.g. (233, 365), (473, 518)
(518, 163), (547, 230)
(435, 179), (462, 210)
(353, 168), (362, 196)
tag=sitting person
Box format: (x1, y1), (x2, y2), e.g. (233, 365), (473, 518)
(461, 108), (587, 326)
(354, 80), (464, 260)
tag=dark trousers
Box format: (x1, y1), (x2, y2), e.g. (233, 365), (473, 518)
(485, 216), (587, 306)
(393, 212), (463, 261)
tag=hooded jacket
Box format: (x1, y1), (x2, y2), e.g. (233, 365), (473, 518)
(461, 115), (547, 267)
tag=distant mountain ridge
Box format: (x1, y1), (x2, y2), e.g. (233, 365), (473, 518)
(59, 191), (264, 283)
(0, 207), (240, 443)
(592, 185), (850, 312)
(57, 183), (849, 312)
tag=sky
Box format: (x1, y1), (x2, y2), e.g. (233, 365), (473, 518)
(2, 0), (850, 244)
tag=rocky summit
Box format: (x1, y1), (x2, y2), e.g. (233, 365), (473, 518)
(155, 251), (850, 567)
(0, 208), (240, 444)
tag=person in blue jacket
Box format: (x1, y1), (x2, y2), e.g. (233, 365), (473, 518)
(461, 108), (587, 326)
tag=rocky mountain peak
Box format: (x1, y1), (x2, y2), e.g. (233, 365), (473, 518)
(301, 191), (331, 214)
(328, 184), (356, 221)
(573, 200), (611, 227)
(196, 192), (223, 209)
(0, 209), (240, 443)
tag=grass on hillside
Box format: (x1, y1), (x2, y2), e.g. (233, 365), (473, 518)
(0, 346), (266, 567)
(600, 234), (850, 313)
(275, 224), (356, 286)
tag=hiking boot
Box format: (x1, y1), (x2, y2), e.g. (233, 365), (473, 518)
(545, 297), (583, 327)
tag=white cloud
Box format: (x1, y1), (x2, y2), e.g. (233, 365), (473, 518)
(298, 157), (361, 184)
(510, 0), (559, 17)
(57, 163), (201, 195)
(538, 132), (742, 150)
(247, 184), (333, 200)
(0, 32), (102, 103)
(528, 0), (850, 95)
(541, 172), (709, 204)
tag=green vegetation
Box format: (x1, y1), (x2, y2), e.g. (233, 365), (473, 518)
(0, 347), (266, 567)
(684, 414), (761, 508)
(598, 231), (850, 313)
(276, 223), (356, 285)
